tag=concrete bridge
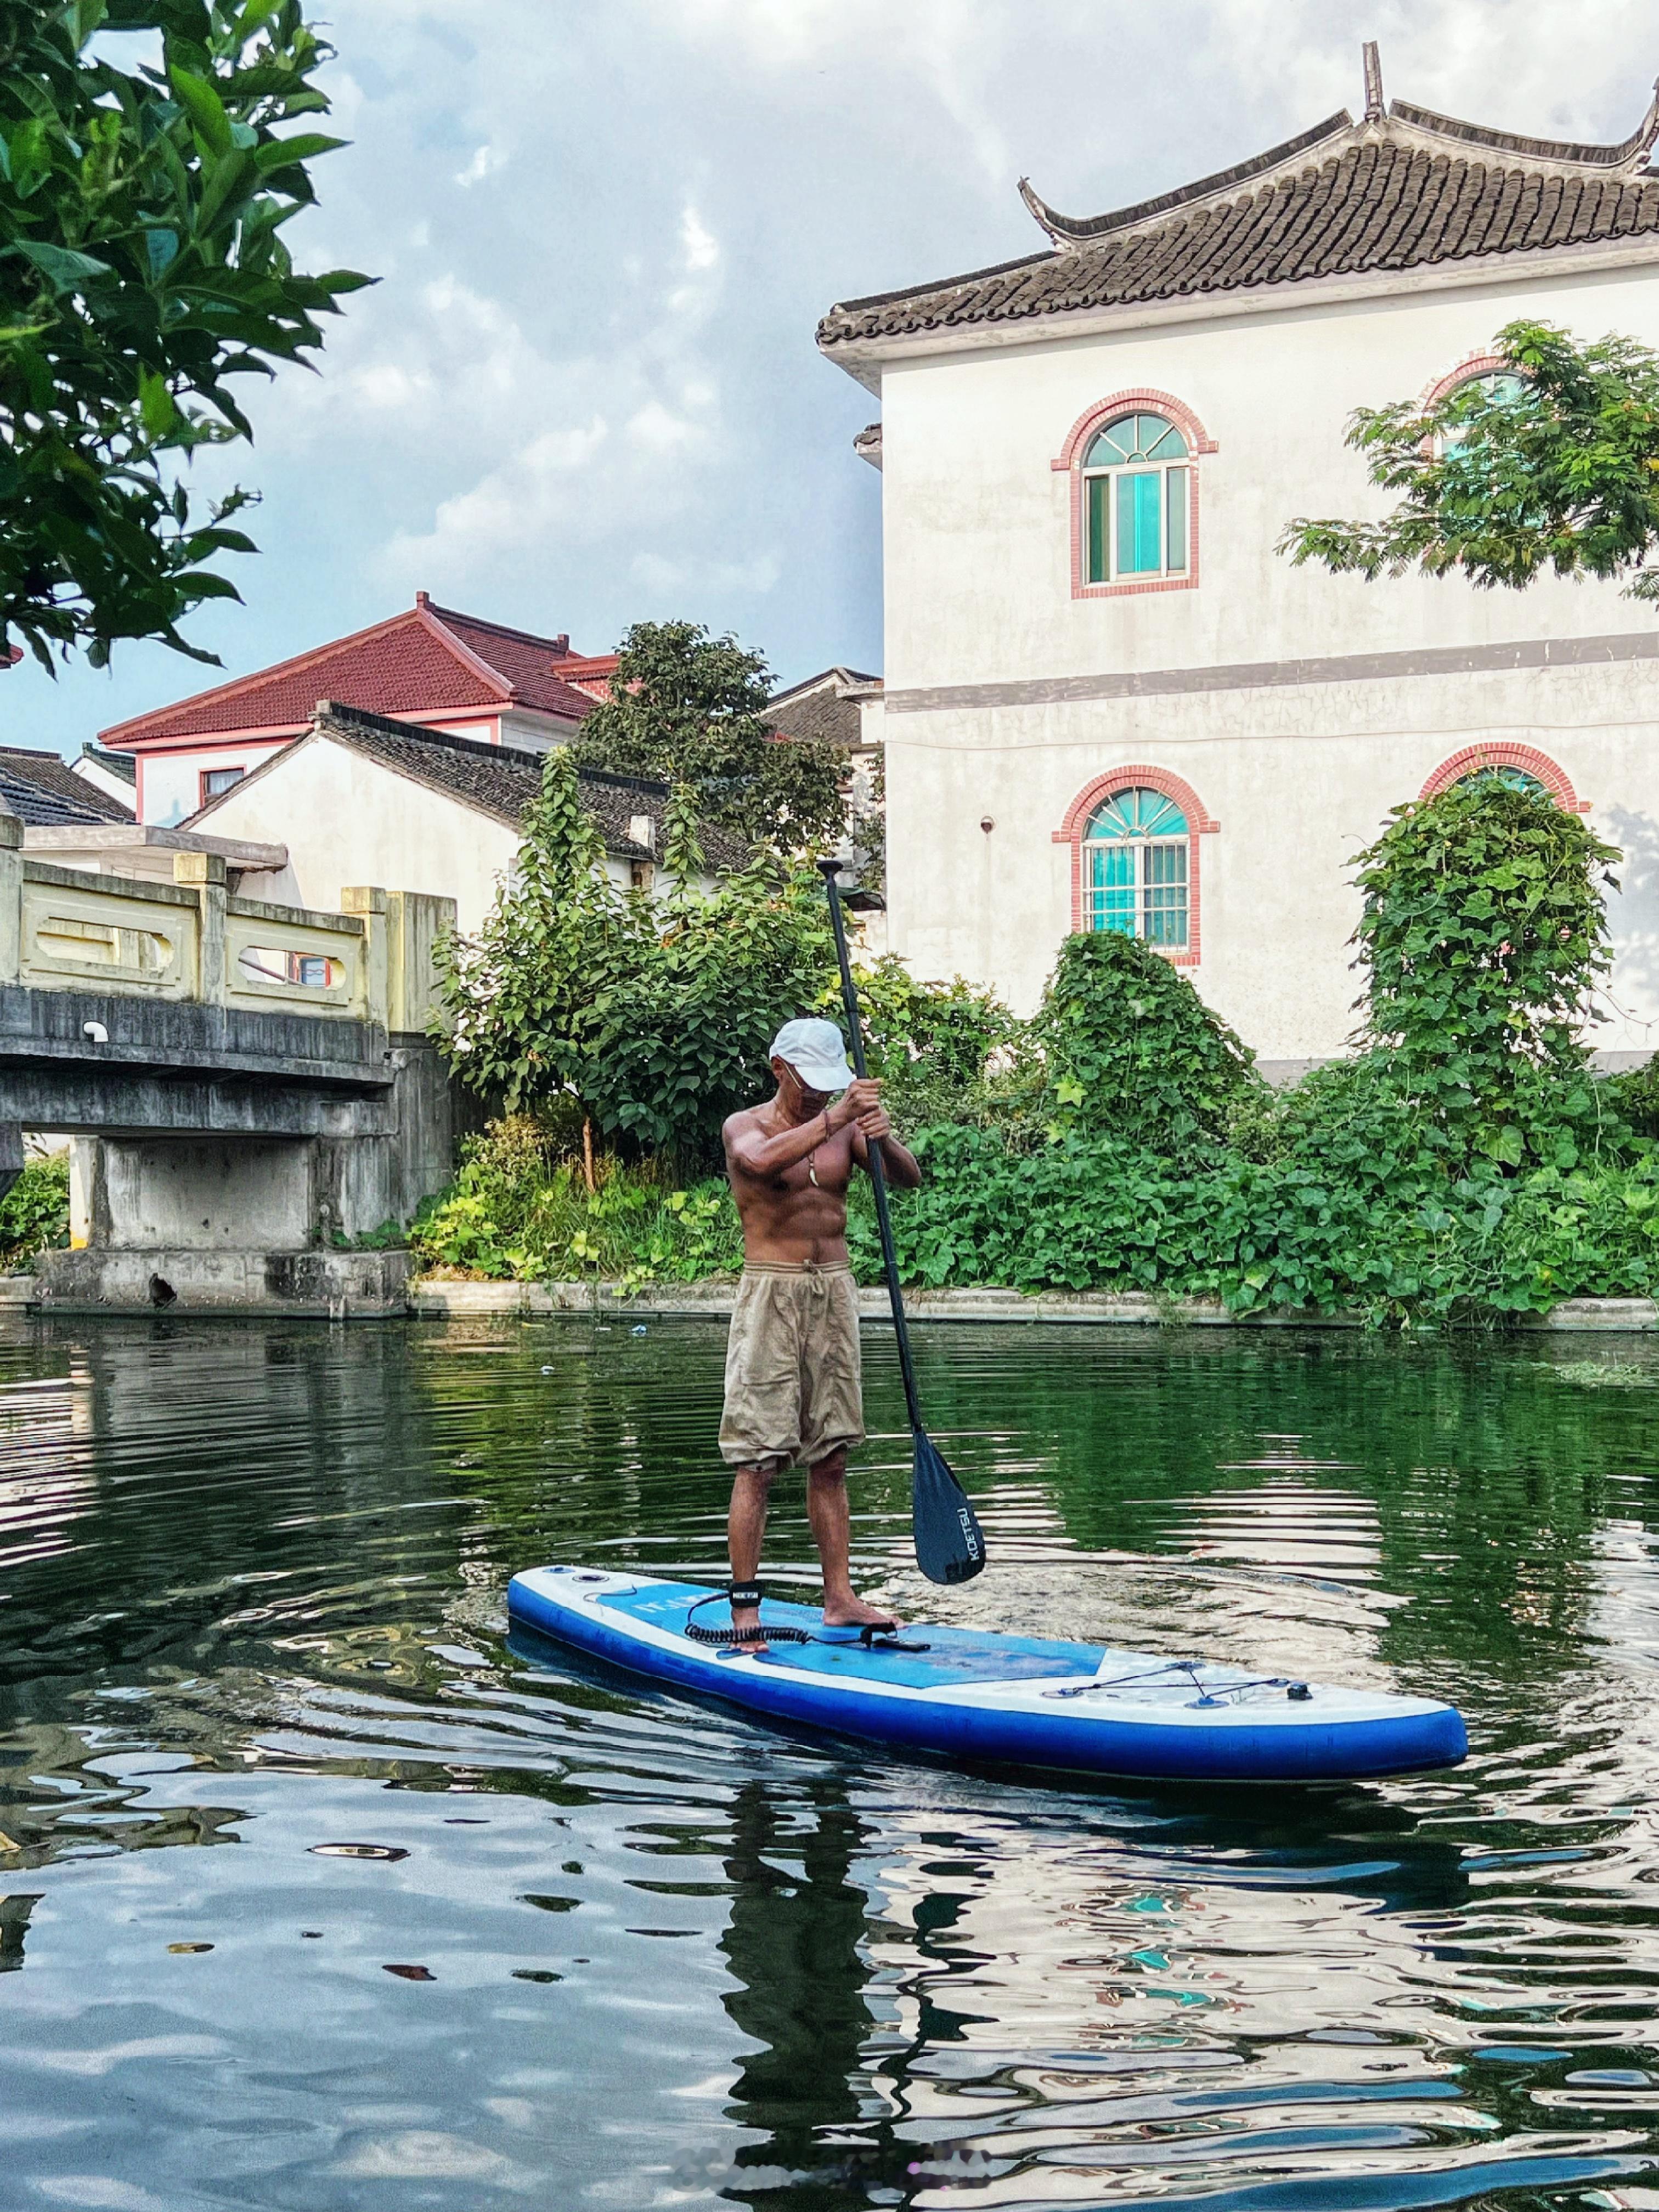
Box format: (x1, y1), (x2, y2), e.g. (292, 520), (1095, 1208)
(0, 814), (459, 1316)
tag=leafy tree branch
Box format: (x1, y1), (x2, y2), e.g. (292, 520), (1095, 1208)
(0, 0), (371, 669)
(1279, 319), (1659, 602)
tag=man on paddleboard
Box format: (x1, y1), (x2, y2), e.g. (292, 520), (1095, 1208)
(720, 1016), (922, 1645)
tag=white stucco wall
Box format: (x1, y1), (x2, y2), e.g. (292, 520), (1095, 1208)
(139, 740), (290, 828)
(873, 253), (1659, 1066)
(200, 738), (523, 928)
(200, 737), (709, 932)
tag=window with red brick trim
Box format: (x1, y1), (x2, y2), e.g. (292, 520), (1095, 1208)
(1053, 766), (1220, 966)
(1419, 744), (1587, 813)
(1053, 390), (1216, 603)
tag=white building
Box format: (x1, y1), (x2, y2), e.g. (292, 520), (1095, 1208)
(188, 701), (737, 929)
(820, 50), (1659, 1074)
(99, 595), (615, 828)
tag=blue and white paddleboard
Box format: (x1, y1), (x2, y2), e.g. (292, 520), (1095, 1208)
(507, 1566), (1468, 1785)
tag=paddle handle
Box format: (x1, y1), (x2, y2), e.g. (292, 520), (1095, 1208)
(818, 860), (925, 1436)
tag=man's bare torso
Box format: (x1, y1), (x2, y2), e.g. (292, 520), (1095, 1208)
(724, 1101), (859, 1266)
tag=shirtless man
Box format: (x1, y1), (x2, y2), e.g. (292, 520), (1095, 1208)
(720, 1016), (923, 1645)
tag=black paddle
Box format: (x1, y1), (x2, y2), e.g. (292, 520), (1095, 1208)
(818, 859), (987, 1585)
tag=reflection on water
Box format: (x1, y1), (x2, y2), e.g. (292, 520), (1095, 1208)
(1, 1315), (1658, 2208)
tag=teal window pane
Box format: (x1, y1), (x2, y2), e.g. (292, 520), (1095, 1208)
(1087, 840), (1137, 935)
(1165, 467), (1187, 572)
(1084, 786), (1192, 947)
(1455, 765), (1544, 797)
(1142, 840), (1189, 947)
(1085, 419), (1137, 467)
(1085, 412), (1186, 467)
(1118, 471), (1161, 574)
(1086, 473), (1109, 583)
(1086, 787), (1188, 840)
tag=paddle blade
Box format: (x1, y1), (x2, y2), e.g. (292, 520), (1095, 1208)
(912, 1430), (986, 1585)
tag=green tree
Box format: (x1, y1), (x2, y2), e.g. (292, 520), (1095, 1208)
(1279, 318), (1659, 601)
(435, 748), (838, 1170)
(0, 0), (369, 669)
(572, 619), (847, 854)
(1347, 777), (1623, 1166)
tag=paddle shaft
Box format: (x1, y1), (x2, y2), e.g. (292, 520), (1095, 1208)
(818, 861), (925, 1435)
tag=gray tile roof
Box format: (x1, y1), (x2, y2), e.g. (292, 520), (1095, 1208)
(78, 742), (136, 786)
(191, 702), (748, 872)
(768, 670), (881, 752)
(819, 87), (1659, 350)
(0, 746), (136, 827)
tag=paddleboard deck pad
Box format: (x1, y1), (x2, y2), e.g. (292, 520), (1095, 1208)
(507, 1567), (1468, 1784)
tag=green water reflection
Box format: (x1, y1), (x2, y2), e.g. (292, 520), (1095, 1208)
(1, 1314), (1657, 2208)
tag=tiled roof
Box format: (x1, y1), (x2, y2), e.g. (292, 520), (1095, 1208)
(0, 746), (136, 826)
(424, 604), (607, 718)
(99, 597), (599, 749)
(189, 703), (748, 872)
(819, 77), (1659, 349)
(78, 742), (136, 786)
(768, 669), (881, 752)
(545, 652), (619, 700)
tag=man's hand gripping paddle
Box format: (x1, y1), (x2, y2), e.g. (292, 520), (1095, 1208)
(819, 860), (987, 1586)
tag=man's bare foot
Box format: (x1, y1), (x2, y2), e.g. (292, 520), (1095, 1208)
(728, 1605), (769, 1652)
(822, 1594), (904, 1632)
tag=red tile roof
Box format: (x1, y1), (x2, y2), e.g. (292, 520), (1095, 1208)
(547, 651), (620, 701)
(100, 596), (600, 750)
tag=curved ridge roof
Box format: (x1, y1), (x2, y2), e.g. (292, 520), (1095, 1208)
(819, 70), (1659, 353)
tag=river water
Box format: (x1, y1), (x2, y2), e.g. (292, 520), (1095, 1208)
(1, 1313), (1658, 2210)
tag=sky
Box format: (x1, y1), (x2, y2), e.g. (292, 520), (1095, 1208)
(12, 0), (1659, 759)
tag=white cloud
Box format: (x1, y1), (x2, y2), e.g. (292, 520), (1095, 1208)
(633, 549), (781, 596)
(455, 142), (507, 188)
(680, 204), (719, 272)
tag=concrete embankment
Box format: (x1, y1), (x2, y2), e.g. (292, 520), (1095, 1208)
(4, 1272), (1655, 1330)
(411, 1280), (1657, 1330)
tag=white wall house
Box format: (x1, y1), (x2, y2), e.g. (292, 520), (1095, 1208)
(820, 50), (1659, 1073)
(100, 595), (614, 829)
(191, 702), (739, 930)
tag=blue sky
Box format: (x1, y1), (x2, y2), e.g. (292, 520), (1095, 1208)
(11, 0), (1659, 758)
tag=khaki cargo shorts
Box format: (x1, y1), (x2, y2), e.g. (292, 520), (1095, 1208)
(719, 1261), (865, 1470)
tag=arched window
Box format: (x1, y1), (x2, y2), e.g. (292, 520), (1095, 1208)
(1419, 745), (1586, 812)
(1454, 764), (1545, 797)
(1082, 413), (1190, 584)
(1438, 369), (1531, 459)
(1083, 786), (1190, 948)
(1055, 766), (1217, 963)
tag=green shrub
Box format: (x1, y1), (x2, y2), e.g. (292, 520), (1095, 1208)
(820, 954), (1027, 1131)
(424, 773), (1659, 1327)
(0, 1154), (70, 1272)
(1352, 778), (1626, 1165)
(1609, 1053), (1659, 1141)
(841, 1118), (1659, 1324)
(1034, 930), (1265, 1157)
(436, 750), (839, 1172)
(410, 1116), (741, 1286)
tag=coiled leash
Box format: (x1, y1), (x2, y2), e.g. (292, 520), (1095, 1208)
(683, 1583), (929, 1654)
(684, 1583), (812, 1647)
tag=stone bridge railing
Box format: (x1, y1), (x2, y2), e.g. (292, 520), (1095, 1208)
(0, 815), (450, 1036)
(0, 814), (460, 1315)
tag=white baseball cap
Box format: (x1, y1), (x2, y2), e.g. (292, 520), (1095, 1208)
(770, 1017), (856, 1092)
